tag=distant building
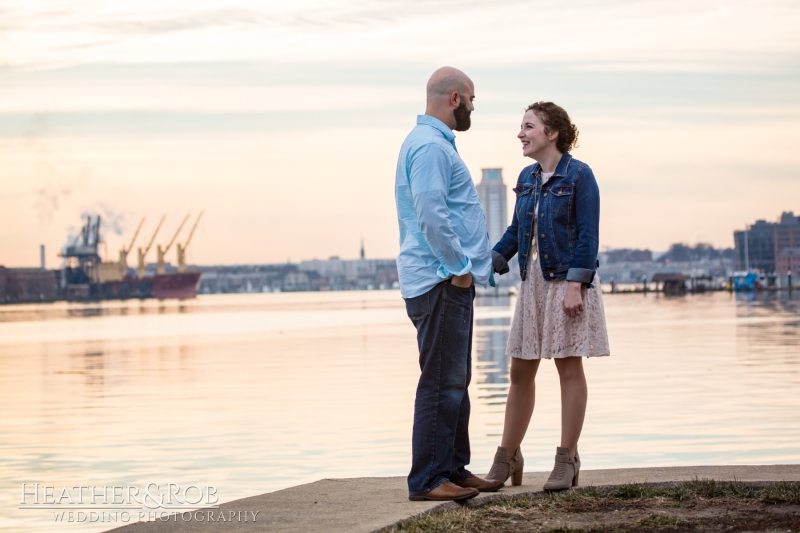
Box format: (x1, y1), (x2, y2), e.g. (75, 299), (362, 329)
(776, 248), (800, 275)
(0, 266), (57, 303)
(734, 211), (800, 273)
(195, 263), (297, 294)
(283, 270), (323, 292)
(476, 168), (508, 247)
(734, 220), (776, 272)
(195, 257), (401, 294)
(298, 256), (398, 290)
(774, 212), (800, 258)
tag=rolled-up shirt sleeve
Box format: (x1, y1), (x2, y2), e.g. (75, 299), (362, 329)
(408, 144), (472, 279)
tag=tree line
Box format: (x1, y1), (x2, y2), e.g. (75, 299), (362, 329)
(605, 243), (735, 264)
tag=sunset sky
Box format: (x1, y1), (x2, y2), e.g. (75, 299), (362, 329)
(1, 0), (799, 267)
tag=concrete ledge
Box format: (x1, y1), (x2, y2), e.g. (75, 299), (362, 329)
(107, 465), (800, 533)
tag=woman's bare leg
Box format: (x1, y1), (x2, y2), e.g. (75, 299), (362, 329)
(553, 356), (587, 458)
(500, 357), (541, 457)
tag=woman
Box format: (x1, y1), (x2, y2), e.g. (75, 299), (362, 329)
(487, 102), (609, 491)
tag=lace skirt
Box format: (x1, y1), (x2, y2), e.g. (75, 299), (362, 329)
(506, 255), (610, 360)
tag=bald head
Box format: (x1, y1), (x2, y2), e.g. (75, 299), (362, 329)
(426, 67), (473, 100)
(425, 66), (475, 132)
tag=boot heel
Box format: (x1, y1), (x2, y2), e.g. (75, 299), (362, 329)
(487, 446), (523, 486)
(544, 447), (579, 491)
(512, 467), (523, 486)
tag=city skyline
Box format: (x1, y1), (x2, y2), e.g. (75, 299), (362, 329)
(5, 205), (797, 270)
(3, 205), (795, 271)
(1, 1), (800, 267)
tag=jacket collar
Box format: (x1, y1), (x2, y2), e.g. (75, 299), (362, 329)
(532, 152), (573, 179)
(417, 115), (456, 146)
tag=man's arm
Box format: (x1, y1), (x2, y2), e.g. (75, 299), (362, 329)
(407, 144), (472, 283)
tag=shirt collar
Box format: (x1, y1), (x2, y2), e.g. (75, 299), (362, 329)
(417, 115), (455, 144)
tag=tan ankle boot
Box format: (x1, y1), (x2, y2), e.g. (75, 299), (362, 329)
(486, 446), (524, 486)
(543, 447), (580, 491)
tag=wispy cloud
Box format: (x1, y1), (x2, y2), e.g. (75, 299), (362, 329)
(85, 9), (275, 36)
(2, 0), (798, 70)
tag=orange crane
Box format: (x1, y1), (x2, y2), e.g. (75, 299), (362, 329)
(119, 216), (145, 275)
(138, 215), (166, 278)
(156, 214), (190, 275)
(176, 211), (203, 273)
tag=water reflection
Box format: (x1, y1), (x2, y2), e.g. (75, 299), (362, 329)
(0, 293), (414, 325)
(474, 295), (512, 403)
(0, 290), (798, 533)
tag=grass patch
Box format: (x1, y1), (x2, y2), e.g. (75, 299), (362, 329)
(384, 480), (800, 533)
(636, 513), (687, 527)
(391, 507), (491, 533)
(761, 481), (800, 504)
(607, 479), (800, 504)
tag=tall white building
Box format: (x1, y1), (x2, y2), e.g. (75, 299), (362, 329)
(476, 168), (508, 247)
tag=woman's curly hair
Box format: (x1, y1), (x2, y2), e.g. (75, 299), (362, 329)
(526, 101), (579, 153)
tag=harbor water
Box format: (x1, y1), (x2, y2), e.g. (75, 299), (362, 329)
(1, 290), (799, 532)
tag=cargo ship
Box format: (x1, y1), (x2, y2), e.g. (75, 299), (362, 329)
(1, 213), (203, 304)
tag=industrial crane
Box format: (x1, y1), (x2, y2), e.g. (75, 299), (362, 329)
(118, 217), (145, 276)
(138, 215), (166, 278)
(176, 211), (203, 273)
(156, 214), (190, 275)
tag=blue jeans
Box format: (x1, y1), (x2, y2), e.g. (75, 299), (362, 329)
(404, 280), (474, 496)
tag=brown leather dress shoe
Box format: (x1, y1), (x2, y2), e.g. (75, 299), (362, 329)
(455, 475), (504, 492)
(408, 481), (479, 501)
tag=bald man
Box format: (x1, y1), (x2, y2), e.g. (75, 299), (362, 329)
(394, 67), (503, 501)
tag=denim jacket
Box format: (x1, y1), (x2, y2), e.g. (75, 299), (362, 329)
(492, 152), (600, 284)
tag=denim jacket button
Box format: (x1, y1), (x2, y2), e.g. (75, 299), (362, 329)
(540, 213), (544, 218)
(541, 233), (546, 238)
(544, 254), (549, 259)
(544, 193), (548, 197)
(549, 272), (554, 277)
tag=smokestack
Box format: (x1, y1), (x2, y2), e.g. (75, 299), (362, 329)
(40, 245), (45, 270)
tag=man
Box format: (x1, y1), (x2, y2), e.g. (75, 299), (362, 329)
(394, 66), (504, 501)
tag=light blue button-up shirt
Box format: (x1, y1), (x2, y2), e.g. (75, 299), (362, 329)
(395, 115), (494, 299)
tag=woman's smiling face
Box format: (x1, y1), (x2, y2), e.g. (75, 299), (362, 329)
(518, 109), (555, 159)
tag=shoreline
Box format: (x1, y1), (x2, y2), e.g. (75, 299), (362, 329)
(105, 465), (800, 533)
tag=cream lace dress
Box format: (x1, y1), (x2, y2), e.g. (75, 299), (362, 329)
(506, 173), (610, 360)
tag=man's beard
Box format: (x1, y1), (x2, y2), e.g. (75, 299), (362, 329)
(453, 100), (472, 131)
